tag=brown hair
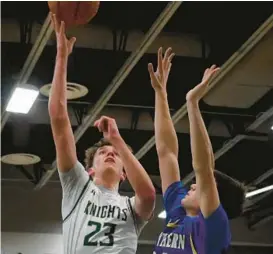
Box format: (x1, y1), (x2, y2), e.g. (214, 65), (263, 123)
(84, 138), (133, 170)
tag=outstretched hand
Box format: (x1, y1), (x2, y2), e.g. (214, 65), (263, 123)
(148, 47), (175, 92)
(94, 116), (122, 145)
(186, 65), (220, 102)
(50, 12), (76, 57)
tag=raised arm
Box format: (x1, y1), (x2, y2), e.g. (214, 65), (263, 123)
(48, 14), (77, 172)
(186, 65), (220, 218)
(95, 116), (156, 220)
(148, 48), (179, 193)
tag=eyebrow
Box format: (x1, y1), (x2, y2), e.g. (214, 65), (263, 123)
(98, 146), (117, 153)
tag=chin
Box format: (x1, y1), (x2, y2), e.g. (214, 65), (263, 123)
(103, 166), (116, 173)
(103, 165), (120, 176)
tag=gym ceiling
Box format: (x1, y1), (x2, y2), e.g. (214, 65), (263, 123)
(1, 1), (273, 229)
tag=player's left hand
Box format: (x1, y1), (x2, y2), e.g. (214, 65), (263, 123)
(94, 116), (122, 144)
(186, 65), (220, 103)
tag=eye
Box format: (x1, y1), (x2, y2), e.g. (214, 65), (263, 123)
(99, 150), (105, 155)
(114, 151), (120, 157)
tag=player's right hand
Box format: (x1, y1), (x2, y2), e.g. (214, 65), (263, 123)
(186, 65), (220, 103)
(148, 47), (175, 92)
(50, 12), (76, 57)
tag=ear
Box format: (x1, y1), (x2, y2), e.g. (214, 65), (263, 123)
(88, 168), (95, 177)
(120, 171), (126, 182)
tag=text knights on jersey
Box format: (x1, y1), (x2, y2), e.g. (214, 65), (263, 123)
(84, 200), (128, 221)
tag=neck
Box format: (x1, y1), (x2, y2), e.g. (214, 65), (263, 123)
(93, 177), (119, 191)
(185, 208), (199, 217)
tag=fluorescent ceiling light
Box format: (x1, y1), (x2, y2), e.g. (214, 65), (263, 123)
(245, 184), (273, 198)
(6, 86), (39, 114)
(158, 184), (273, 218)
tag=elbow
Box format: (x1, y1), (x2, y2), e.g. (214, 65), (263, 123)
(138, 187), (156, 203)
(156, 146), (177, 159)
(147, 188), (156, 201)
(48, 100), (67, 119)
(192, 160), (213, 174)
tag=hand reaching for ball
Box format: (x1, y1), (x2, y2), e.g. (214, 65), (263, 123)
(50, 12), (76, 57)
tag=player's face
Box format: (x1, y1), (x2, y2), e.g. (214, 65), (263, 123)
(181, 184), (200, 211)
(93, 145), (124, 179)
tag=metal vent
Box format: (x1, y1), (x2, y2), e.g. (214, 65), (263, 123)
(40, 82), (88, 100)
(1, 153), (41, 165)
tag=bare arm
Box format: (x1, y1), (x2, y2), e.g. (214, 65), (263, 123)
(155, 90), (180, 193)
(148, 48), (179, 194)
(114, 138), (156, 220)
(95, 116), (156, 220)
(186, 65), (220, 218)
(48, 14), (77, 172)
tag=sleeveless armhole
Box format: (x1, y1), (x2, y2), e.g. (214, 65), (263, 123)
(126, 197), (139, 235)
(63, 178), (91, 223)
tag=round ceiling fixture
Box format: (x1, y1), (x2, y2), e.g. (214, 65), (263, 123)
(40, 82), (88, 100)
(1, 153), (41, 165)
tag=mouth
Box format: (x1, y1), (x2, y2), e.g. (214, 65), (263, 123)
(104, 157), (115, 163)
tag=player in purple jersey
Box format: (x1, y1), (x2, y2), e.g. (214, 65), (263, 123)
(148, 48), (246, 254)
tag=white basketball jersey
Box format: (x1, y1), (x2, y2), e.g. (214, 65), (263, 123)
(59, 161), (147, 254)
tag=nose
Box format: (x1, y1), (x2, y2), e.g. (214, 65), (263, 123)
(191, 184), (196, 191)
(106, 151), (115, 157)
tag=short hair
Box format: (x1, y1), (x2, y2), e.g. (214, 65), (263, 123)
(214, 170), (246, 220)
(84, 138), (133, 170)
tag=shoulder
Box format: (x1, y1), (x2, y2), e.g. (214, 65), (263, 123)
(203, 205), (231, 252)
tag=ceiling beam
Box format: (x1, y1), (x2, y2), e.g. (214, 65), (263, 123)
(251, 167), (273, 186)
(129, 14), (273, 186)
(182, 106), (273, 185)
(1, 14), (53, 131)
(134, 13), (273, 161)
(34, 1), (183, 190)
(1, 18), (207, 58)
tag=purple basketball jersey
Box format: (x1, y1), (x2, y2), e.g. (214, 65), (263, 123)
(153, 181), (231, 254)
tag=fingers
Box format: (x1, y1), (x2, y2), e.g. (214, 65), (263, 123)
(50, 12), (60, 33)
(165, 52), (175, 71)
(168, 53), (175, 63)
(94, 116), (115, 133)
(161, 47), (175, 72)
(148, 63), (159, 85)
(163, 47), (172, 67)
(60, 21), (65, 35)
(50, 12), (68, 36)
(69, 37), (77, 51)
(210, 64), (216, 70)
(204, 68), (209, 76)
(50, 12), (55, 30)
(165, 63), (172, 81)
(157, 47), (163, 75)
(206, 65), (220, 75)
(212, 67), (220, 73)
(94, 120), (101, 131)
(69, 37), (76, 46)
(94, 118), (107, 132)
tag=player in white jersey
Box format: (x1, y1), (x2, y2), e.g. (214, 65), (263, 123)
(48, 14), (156, 254)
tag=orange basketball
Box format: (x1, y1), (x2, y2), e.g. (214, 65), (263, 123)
(48, 1), (100, 27)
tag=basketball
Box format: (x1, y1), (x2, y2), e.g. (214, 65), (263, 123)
(48, 1), (100, 27)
